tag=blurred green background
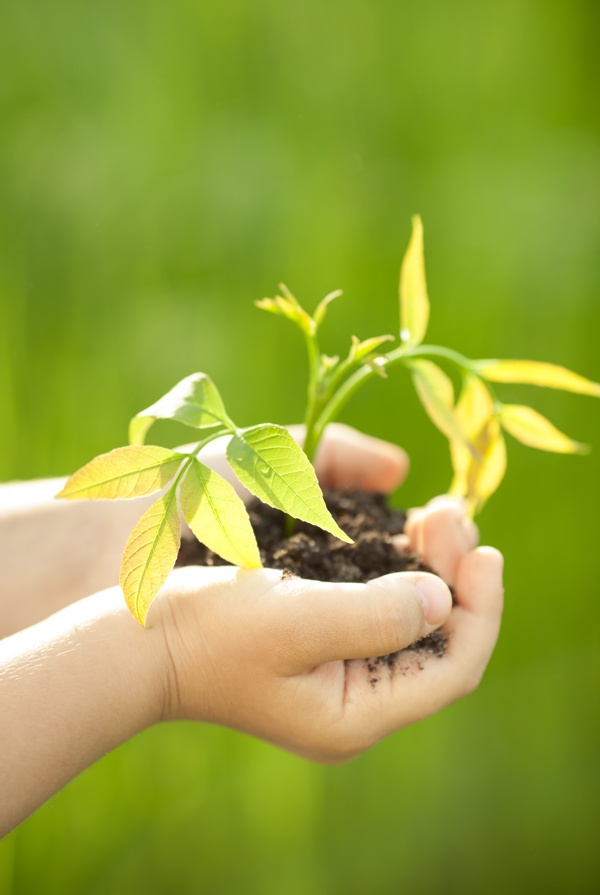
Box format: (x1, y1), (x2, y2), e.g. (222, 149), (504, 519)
(1, 0), (599, 892)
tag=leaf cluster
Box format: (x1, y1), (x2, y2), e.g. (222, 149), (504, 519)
(58, 217), (600, 624)
(58, 375), (349, 624)
(395, 219), (599, 515)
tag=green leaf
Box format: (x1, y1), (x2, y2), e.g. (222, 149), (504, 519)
(255, 285), (315, 336)
(474, 359), (600, 397)
(499, 405), (589, 454)
(313, 290), (343, 327)
(180, 459), (262, 569)
(409, 360), (469, 446)
(350, 334), (395, 362)
(129, 373), (232, 445)
(56, 445), (184, 501)
(120, 486), (181, 625)
(399, 215), (429, 346)
(226, 424), (352, 543)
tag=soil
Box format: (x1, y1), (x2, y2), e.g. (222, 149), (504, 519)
(175, 488), (449, 675)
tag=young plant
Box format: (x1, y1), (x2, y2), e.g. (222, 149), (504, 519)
(57, 217), (600, 624)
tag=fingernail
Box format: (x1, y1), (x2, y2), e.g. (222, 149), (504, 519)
(415, 575), (452, 626)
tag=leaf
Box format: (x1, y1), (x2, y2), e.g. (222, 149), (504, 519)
(474, 359), (600, 397)
(449, 374), (496, 501)
(450, 417), (507, 515)
(399, 215), (429, 346)
(129, 373), (231, 445)
(255, 285), (315, 336)
(499, 404), (588, 454)
(180, 459), (262, 569)
(226, 424), (352, 543)
(56, 445), (184, 501)
(120, 487), (181, 625)
(313, 290), (343, 327)
(350, 334), (395, 362)
(473, 421), (507, 510)
(454, 374), (496, 436)
(409, 360), (468, 446)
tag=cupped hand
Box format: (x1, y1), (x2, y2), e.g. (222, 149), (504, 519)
(152, 428), (503, 762)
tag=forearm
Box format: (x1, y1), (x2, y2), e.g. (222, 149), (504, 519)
(0, 587), (166, 836)
(0, 478), (152, 636)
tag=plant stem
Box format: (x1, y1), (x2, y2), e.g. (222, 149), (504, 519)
(175, 425), (234, 494)
(306, 343), (477, 458)
(188, 427), (232, 458)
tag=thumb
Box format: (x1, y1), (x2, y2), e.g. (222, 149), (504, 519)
(276, 572), (452, 674)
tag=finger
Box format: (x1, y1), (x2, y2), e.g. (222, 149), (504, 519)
(273, 571), (452, 674)
(339, 547), (504, 747)
(403, 498), (479, 587)
(453, 545), (504, 614)
(314, 423), (409, 493)
(415, 546), (504, 705)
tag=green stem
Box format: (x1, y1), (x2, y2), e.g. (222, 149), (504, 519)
(188, 426), (232, 458)
(174, 425), (234, 497)
(301, 330), (328, 463)
(307, 343), (477, 457)
(400, 343), (474, 371)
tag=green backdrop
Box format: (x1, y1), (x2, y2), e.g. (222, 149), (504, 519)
(1, 1), (599, 892)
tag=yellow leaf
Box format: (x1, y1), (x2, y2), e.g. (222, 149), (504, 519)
(399, 215), (429, 347)
(410, 359), (466, 445)
(56, 446), (184, 500)
(499, 405), (588, 454)
(454, 374), (495, 436)
(475, 422), (507, 508)
(180, 459), (262, 569)
(449, 376), (506, 514)
(475, 359), (600, 397)
(449, 375), (494, 495)
(450, 418), (507, 515)
(120, 488), (181, 625)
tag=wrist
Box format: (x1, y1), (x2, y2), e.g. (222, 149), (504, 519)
(0, 587), (169, 833)
(148, 565), (243, 724)
(92, 588), (171, 731)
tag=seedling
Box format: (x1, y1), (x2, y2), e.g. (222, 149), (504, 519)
(57, 217), (600, 624)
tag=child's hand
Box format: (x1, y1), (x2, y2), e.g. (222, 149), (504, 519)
(0, 426), (502, 834)
(152, 462), (503, 764)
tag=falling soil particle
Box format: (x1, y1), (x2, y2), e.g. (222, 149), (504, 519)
(176, 488), (449, 675)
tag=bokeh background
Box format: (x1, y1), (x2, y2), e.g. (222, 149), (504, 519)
(1, 0), (599, 892)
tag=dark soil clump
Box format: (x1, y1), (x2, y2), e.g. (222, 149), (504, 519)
(176, 488), (449, 669)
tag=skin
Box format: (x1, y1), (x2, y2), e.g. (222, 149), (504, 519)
(0, 424), (503, 837)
